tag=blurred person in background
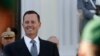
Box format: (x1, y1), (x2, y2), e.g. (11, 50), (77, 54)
(78, 0), (100, 56)
(1, 27), (15, 47)
(78, 19), (100, 56)
(48, 36), (59, 48)
(77, 0), (96, 35)
(0, 27), (15, 56)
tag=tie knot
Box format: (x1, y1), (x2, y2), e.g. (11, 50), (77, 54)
(30, 40), (36, 44)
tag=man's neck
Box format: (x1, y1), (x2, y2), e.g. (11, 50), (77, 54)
(26, 34), (37, 39)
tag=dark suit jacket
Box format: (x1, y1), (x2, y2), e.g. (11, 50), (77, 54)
(3, 38), (59, 56)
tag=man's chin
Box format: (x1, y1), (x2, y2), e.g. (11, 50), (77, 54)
(26, 32), (36, 36)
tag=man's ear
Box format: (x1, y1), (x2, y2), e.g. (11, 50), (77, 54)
(39, 22), (41, 27)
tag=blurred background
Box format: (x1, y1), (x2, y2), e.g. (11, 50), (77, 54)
(0, 0), (21, 40)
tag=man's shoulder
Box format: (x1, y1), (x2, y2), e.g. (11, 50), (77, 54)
(40, 38), (57, 46)
(4, 39), (23, 48)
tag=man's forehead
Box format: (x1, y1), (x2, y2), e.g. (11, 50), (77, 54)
(25, 14), (37, 17)
(24, 14), (38, 20)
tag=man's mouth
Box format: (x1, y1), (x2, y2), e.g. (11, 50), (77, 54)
(28, 28), (33, 31)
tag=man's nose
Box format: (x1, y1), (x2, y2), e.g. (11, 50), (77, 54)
(28, 22), (33, 26)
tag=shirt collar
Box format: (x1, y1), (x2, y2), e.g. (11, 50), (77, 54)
(24, 35), (39, 44)
(24, 35), (40, 54)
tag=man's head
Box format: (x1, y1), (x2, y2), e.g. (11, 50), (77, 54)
(78, 19), (100, 56)
(1, 27), (15, 46)
(22, 10), (41, 39)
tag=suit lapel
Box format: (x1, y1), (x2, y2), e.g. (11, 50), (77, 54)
(18, 38), (48, 56)
(38, 38), (48, 56)
(18, 38), (31, 56)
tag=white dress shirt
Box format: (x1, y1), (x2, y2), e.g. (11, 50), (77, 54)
(24, 35), (40, 54)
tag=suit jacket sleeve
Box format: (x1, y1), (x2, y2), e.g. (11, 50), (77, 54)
(3, 45), (12, 56)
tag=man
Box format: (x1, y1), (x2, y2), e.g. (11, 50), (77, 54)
(78, 19), (100, 56)
(3, 10), (59, 56)
(78, 1), (100, 56)
(77, 0), (96, 34)
(1, 27), (15, 46)
(78, 0), (96, 19)
(0, 27), (15, 56)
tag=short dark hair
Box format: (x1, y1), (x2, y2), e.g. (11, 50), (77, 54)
(23, 10), (40, 22)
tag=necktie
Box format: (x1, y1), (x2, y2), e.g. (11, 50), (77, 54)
(30, 40), (38, 56)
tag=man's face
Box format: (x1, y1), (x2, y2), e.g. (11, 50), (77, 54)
(23, 14), (41, 36)
(2, 37), (15, 46)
